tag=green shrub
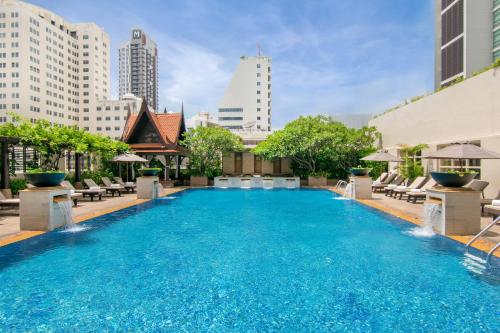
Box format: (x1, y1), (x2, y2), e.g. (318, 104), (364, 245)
(10, 178), (27, 196)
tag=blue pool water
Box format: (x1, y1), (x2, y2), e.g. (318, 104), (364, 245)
(0, 189), (498, 332)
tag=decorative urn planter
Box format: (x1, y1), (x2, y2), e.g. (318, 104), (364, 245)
(308, 176), (327, 187)
(430, 171), (477, 187)
(190, 176), (208, 187)
(349, 168), (372, 176)
(25, 172), (66, 187)
(139, 168), (161, 176)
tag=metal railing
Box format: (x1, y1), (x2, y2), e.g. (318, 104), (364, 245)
(465, 216), (500, 254)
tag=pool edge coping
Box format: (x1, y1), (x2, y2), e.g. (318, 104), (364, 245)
(324, 186), (499, 258)
(1, 185), (497, 259)
(0, 187), (188, 248)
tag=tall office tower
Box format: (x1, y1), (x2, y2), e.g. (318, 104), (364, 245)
(0, 0), (110, 128)
(435, 0), (493, 88)
(118, 29), (158, 110)
(218, 55), (272, 132)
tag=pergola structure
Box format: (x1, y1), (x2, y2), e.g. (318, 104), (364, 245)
(0, 136), (20, 191)
(121, 99), (188, 180)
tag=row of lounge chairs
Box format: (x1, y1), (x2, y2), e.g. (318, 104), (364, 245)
(0, 177), (136, 210)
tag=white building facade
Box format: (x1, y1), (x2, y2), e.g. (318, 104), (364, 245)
(369, 68), (500, 198)
(118, 28), (158, 110)
(0, 0), (110, 129)
(435, 0), (499, 88)
(86, 94), (142, 140)
(218, 55), (272, 132)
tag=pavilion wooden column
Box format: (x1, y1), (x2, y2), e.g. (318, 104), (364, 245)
(74, 152), (81, 184)
(1, 142), (9, 190)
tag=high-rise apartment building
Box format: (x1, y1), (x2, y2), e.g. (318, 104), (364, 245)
(118, 29), (158, 110)
(435, 0), (497, 88)
(218, 55), (272, 132)
(0, 0), (110, 128)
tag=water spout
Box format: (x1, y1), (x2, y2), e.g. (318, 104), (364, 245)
(406, 203), (439, 238)
(343, 183), (353, 199)
(57, 200), (87, 233)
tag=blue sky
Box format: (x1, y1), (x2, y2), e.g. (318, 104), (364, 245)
(32, 0), (435, 127)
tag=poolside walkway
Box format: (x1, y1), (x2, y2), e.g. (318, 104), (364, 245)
(0, 187), (187, 246)
(326, 187), (500, 255)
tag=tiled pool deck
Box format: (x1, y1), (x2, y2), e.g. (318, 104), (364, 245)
(0, 186), (498, 257)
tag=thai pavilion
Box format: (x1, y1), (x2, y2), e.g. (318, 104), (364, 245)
(121, 99), (188, 181)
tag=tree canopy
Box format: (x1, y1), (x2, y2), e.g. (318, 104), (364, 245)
(253, 115), (379, 178)
(181, 126), (243, 177)
(0, 116), (129, 171)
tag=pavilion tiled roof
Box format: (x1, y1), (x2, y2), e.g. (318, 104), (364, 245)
(121, 99), (187, 155)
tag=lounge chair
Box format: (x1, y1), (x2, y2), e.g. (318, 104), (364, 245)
(0, 191), (19, 208)
(62, 181), (103, 202)
(406, 179), (437, 203)
(101, 177), (128, 194)
(480, 190), (500, 215)
(84, 178), (122, 197)
(372, 173), (398, 192)
(113, 177), (136, 193)
(383, 176), (407, 196)
(372, 172), (388, 185)
(484, 202), (500, 218)
(391, 176), (428, 200)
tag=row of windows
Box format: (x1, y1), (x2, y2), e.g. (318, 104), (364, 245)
(0, 12), (18, 19)
(96, 126), (121, 131)
(97, 105), (130, 111)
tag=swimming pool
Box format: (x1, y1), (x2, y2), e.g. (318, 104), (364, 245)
(0, 189), (498, 331)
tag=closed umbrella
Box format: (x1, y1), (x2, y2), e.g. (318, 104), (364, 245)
(112, 153), (148, 181)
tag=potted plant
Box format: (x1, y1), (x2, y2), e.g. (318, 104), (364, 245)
(25, 169), (66, 187)
(430, 170), (477, 187)
(349, 166), (372, 176)
(139, 167), (162, 177)
(308, 171), (328, 186)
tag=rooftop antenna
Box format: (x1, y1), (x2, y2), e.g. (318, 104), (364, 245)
(257, 42), (261, 57)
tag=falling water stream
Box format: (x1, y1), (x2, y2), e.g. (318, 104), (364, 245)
(57, 200), (87, 233)
(405, 203), (439, 238)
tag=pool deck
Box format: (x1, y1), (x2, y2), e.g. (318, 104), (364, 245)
(326, 187), (500, 256)
(0, 185), (498, 257)
(0, 187), (187, 247)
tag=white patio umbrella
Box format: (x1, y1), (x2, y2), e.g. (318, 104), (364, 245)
(423, 143), (500, 171)
(112, 153), (148, 181)
(361, 150), (403, 162)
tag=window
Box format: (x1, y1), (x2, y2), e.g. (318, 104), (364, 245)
(218, 108), (243, 112)
(219, 116), (243, 121)
(96, 127), (102, 131)
(495, 8), (500, 28)
(257, 64), (260, 68)
(437, 143), (481, 177)
(257, 116), (261, 120)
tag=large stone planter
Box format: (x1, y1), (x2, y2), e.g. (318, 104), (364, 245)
(308, 176), (327, 187)
(190, 176), (208, 187)
(25, 172), (66, 187)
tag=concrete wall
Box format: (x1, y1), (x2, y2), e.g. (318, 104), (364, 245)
(369, 68), (500, 197)
(222, 152), (291, 176)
